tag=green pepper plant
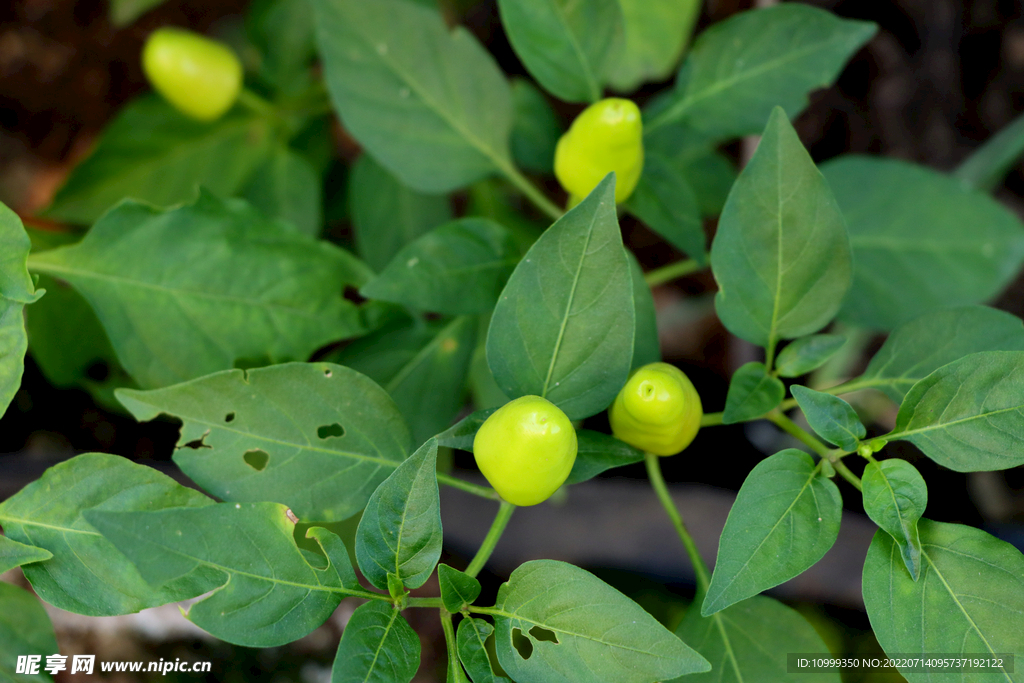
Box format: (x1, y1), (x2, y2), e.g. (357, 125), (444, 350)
(2, 0), (1024, 681)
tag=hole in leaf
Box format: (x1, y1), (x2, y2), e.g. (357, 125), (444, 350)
(529, 626), (558, 644)
(243, 449), (270, 471)
(511, 629), (533, 660)
(85, 361), (110, 382)
(182, 433), (211, 450)
(317, 423), (345, 439)
(225, 412), (236, 423)
(324, 368), (332, 378)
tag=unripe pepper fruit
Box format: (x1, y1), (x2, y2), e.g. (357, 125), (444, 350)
(610, 362), (702, 456)
(142, 27), (243, 122)
(473, 396), (577, 506)
(554, 98), (644, 205)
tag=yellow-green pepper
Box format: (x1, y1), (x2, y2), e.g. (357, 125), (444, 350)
(610, 363), (702, 456)
(554, 98), (644, 204)
(142, 27), (243, 122)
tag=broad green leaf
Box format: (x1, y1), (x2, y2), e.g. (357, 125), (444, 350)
(890, 350), (1024, 472)
(0, 453), (212, 616)
(458, 617), (510, 683)
(642, 123), (736, 217)
(862, 459), (927, 581)
(469, 340), (510, 411)
(436, 408), (497, 451)
(487, 175), (634, 420)
(44, 95), (272, 224)
(86, 502), (357, 647)
(627, 153), (706, 263)
(510, 79), (561, 174)
(674, 594), (840, 683)
(0, 583), (58, 683)
(109, 0), (167, 25)
(863, 520), (1024, 681)
(791, 386), (865, 452)
(356, 439), (442, 590)
(349, 155), (453, 272)
(646, 5), (876, 139)
(361, 219), (518, 315)
(703, 450), (841, 616)
(822, 156), (1024, 330)
(0, 536), (52, 574)
(116, 362), (412, 522)
(628, 251), (661, 370)
(330, 316), (477, 445)
(494, 560), (709, 682)
(956, 109), (1024, 192)
(0, 202), (42, 418)
(30, 192), (369, 389)
(332, 601), (420, 683)
(244, 145), (323, 236)
(860, 305), (1024, 402)
(722, 362), (784, 424)
(438, 564), (482, 613)
(565, 430), (645, 485)
(606, 0), (700, 92)
(775, 334), (846, 378)
(246, 0), (317, 92)
(496, 0), (622, 103)
(710, 108), (852, 349)
(312, 0), (513, 193)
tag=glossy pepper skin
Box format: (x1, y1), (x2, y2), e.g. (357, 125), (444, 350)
(142, 27), (243, 122)
(554, 98), (644, 204)
(610, 362), (702, 456)
(473, 396), (577, 506)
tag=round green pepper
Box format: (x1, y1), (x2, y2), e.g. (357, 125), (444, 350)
(554, 98), (644, 204)
(142, 27), (243, 122)
(610, 363), (702, 456)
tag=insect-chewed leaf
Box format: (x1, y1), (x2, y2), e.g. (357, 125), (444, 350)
(332, 601), (420, 683)
(116, 363), (412, 522)
(0, 582), (58, 683)
(0, 453), (212, 616)
(487, 175), (634, 420)
(29, 192), (370, 389)
(890, 350), (1024, 471)
(493, 560), (710, 683)
(85, 502), (360, 647)
(862, 520), (1024, 681)
(861, 459), (927, 580)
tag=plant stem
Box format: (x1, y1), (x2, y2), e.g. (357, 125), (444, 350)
(440, 609), (469, 682)
(643, 258), (705, 287)
(832, 459), (863, 491)
(407, 596), (445, 609)
(464, 500), (516, 578)
(644, 452), (710, 592)
(236, 87), (278, 119)
(499, 163), (563, 221)
(437, 473), (501, 501)
(766, 411), (831, 458)
(700, 411), (724, 427)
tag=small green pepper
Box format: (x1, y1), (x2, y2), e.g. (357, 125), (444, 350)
(142, 27), (243, 122)
(554, 98), (644, 204)
(610, 363), (702, 456)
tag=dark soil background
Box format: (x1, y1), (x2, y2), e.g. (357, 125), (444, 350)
(2, 0), (1024, 681)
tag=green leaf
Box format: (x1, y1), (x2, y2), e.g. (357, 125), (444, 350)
(361, 219), (518, 315)
(246, 0), (317, 92)
(86, 502), (357, 647)
(330, 316), (477, 445)
(673, 594), (841, 683)
(642, 123), (736, 217)
(312, 0), (513, 193)
(722, 362), (784, 424)
(493, 560), (709, 682)
(0, 583), (58, 683)
(349, 155), (453, 272)
(702, 449), (841, 616)
(458, 617), (509, 683)
(510, 79), (561, 174)
(0, 453), (212, 616)
(116, 362), (411, 522)
(647, 5), (876, 139)
(860, 305), (1024, 402)
(862, 459), (927, 581)
(487, 175), (634, 420)
(775, 334), (847, 378)
(889, 350), (1024, 472)
(955, 110), (1024, 193)
(436, 408), (497, 451)
(438, 564), (482, 613)
(0, 535), (52, 575)
(333, 601), (420, 683)
(862, 520), (1024, 680)
(822, 156), (1024, 330)
(30, 192), (369, 389)
(565, 430), (645, 485)
(496, 0), (622, 103)
(356, 439), (442, 590)
(0, 202), (42, 418)
(626, 153), (706, 263)
(243, 145), (323, 236)
(109, 0), (167, 25)
(710, 108), (852, 349)
(627, 251), (661, 370)
(44, 95), (273, 224)
(791, 385), (865, 452)
(605, 0), (700, 92)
